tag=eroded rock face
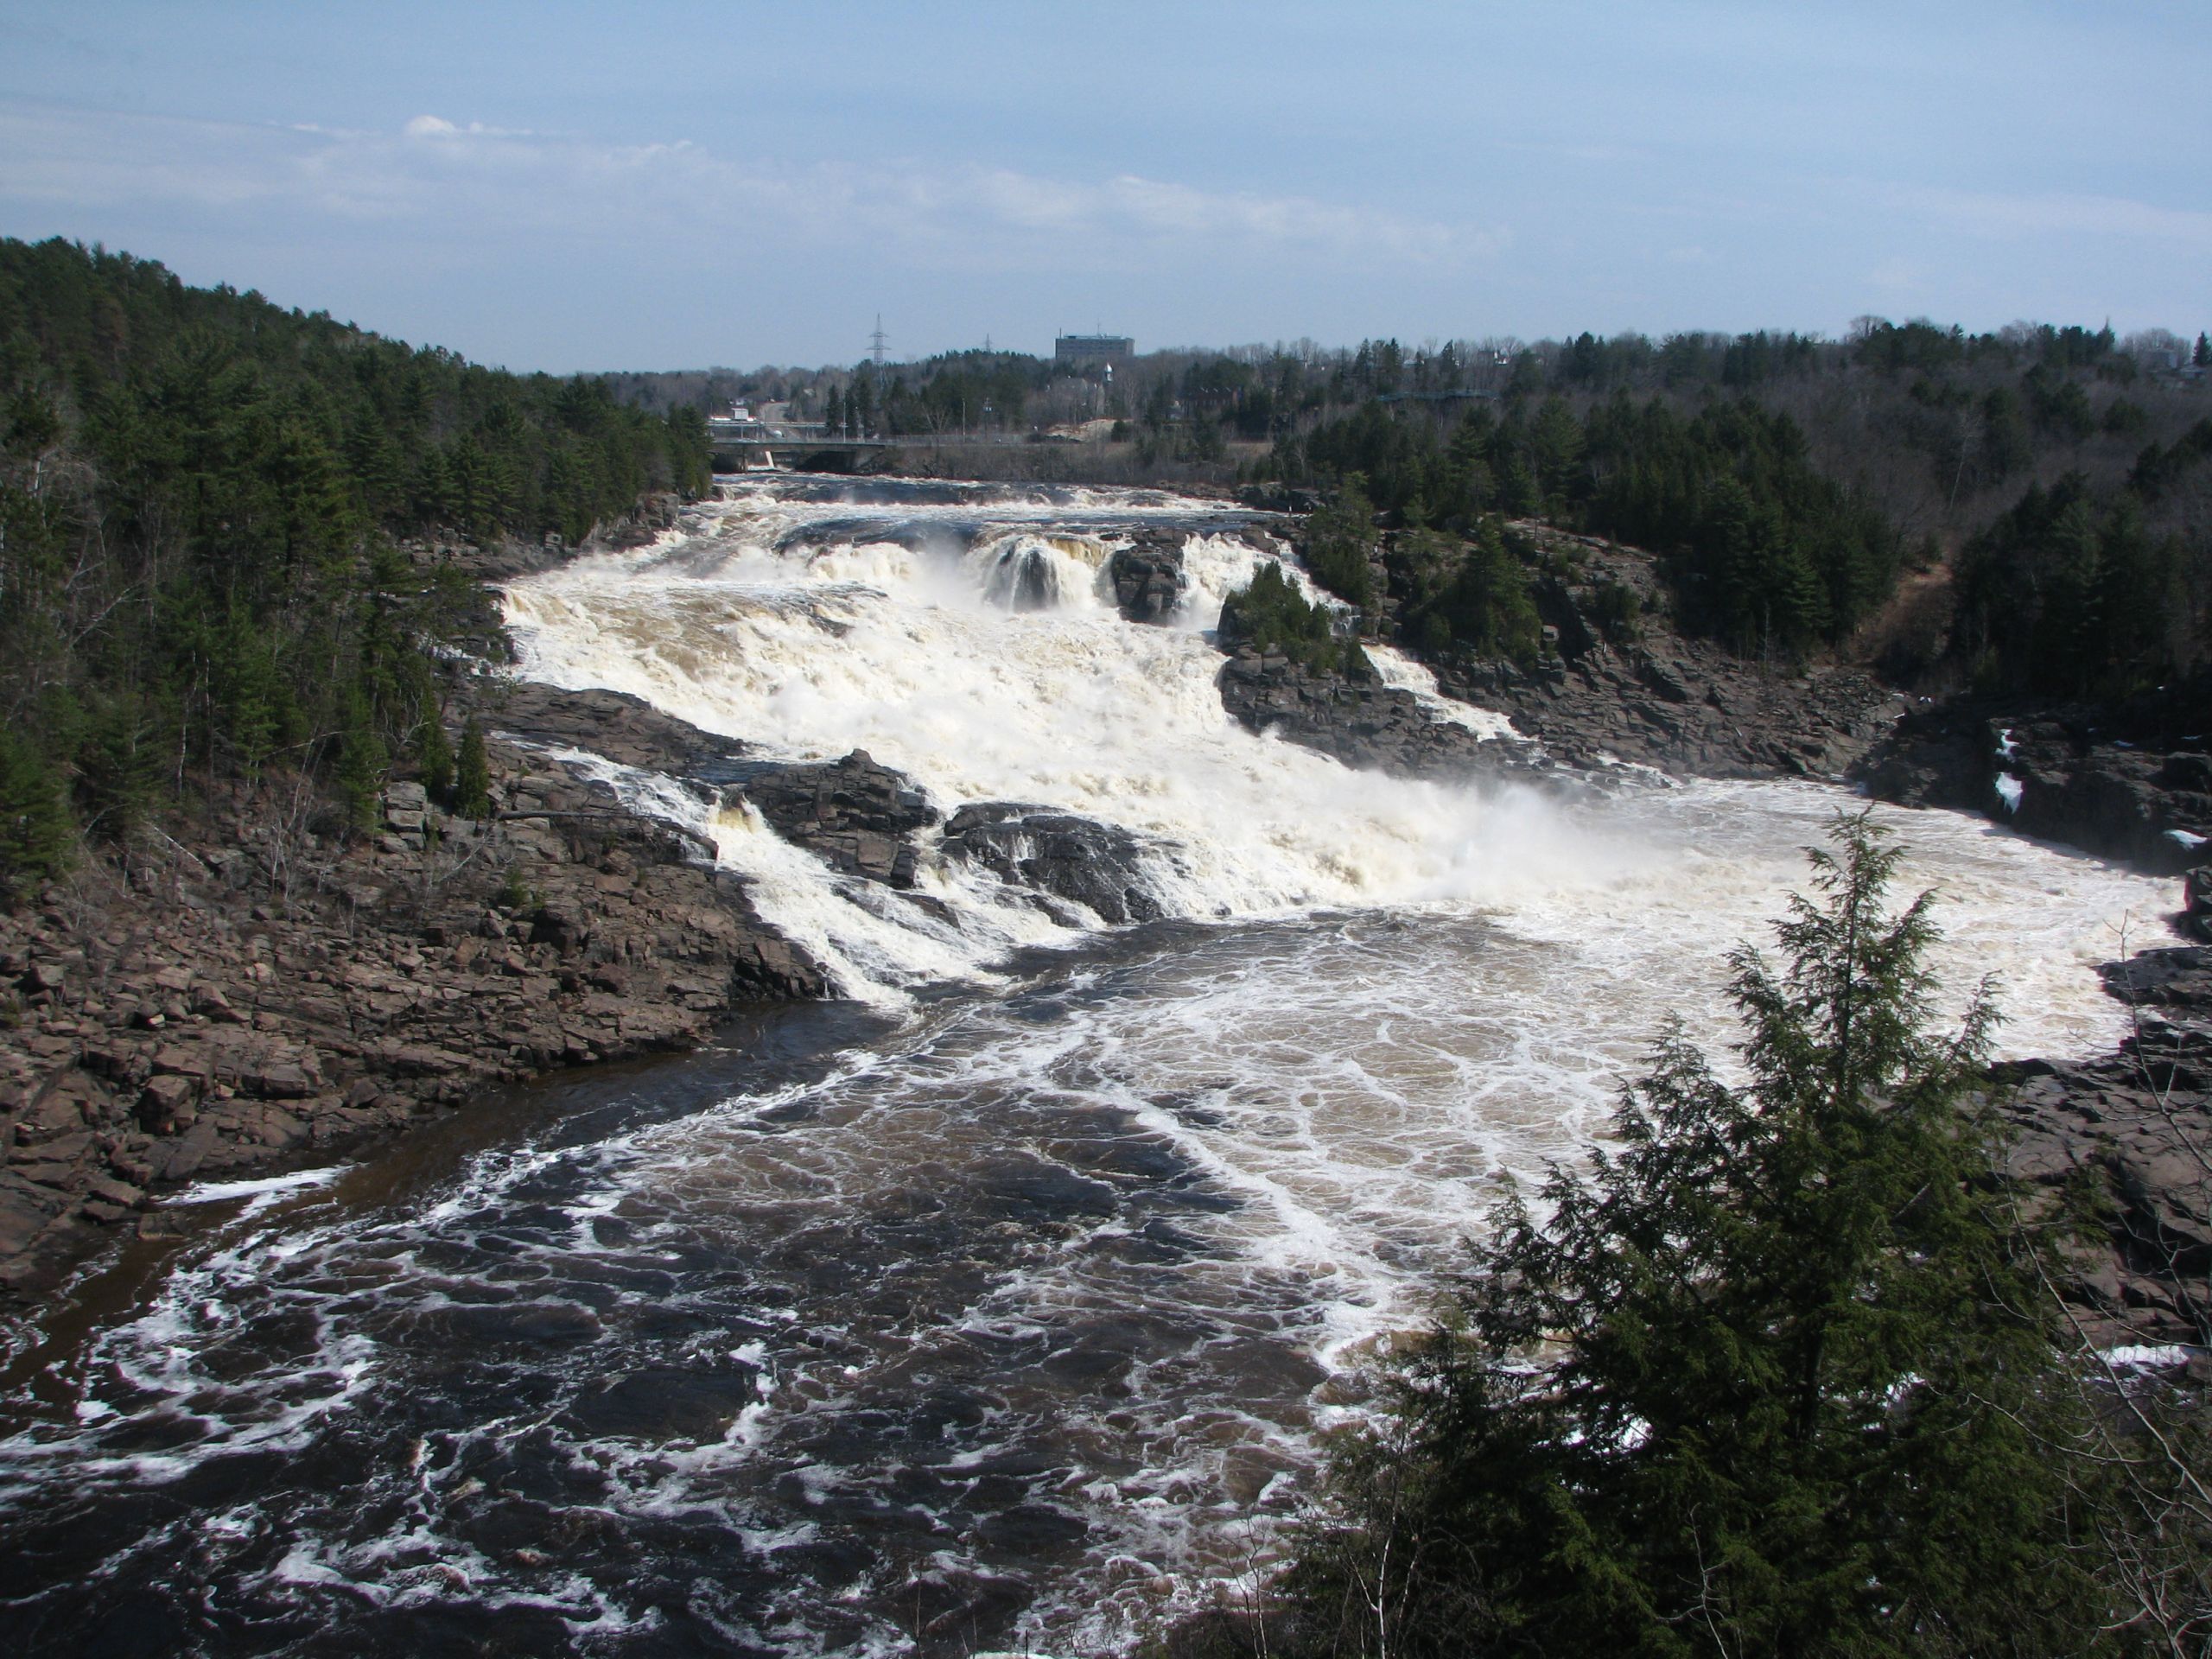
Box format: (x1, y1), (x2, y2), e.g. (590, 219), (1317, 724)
(1105, 533), (1186, 624)
(1217, 649), (1548, 785)
(1996, 945), (2212, 1346)
(939, 804), (1166, 925)
(725, 749), (938, 888)
(1859, 703), (2212, 874)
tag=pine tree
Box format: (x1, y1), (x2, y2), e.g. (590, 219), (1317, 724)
(1287, 815), (2105, 1657)
(0, 730), (73, 894)
(334, 682), (387, 836)
(1302, 475), (1378, 607)
(454, 714), (491, 819)
(416, 690), (454, 804)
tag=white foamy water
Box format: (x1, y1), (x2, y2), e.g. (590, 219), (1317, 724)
(501, 477), (2166, 1053)
(0, 477), (2182, 1656)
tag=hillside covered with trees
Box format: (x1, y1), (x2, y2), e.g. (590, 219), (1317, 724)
(0, 236), (711, 892)
(1249, 323), (2212, 702)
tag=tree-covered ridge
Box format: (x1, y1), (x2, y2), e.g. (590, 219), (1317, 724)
(1581, 396), (1903, 658)
(1269, 358), (2210, 695)
(1273, 395), (1901, 662)
(0, 238), (711, 543)
(0, 236), (712, 892)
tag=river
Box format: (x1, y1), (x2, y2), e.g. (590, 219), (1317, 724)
(0, 479), (2177, 1656)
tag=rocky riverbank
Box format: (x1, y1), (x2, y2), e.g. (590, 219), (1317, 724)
(1410, 526), (1902, 781)
(0, 685), (824, 1303)
(1999, 944), (2212, 1347)
(0, 645), (1236, 1303)
(1859, 698), (2212, 876)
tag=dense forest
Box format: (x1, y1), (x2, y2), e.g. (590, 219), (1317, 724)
(0, 236), (711, 893)
(1251, 324), (2212, 696)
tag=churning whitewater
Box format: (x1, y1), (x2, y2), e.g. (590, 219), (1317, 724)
(0, 478), (2181, 1656)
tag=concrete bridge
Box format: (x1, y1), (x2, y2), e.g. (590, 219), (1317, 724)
(708, 413), (894, 473)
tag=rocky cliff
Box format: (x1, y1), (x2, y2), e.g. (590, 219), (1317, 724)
(0, 688), (824, 1299)
(1419, 529), (1900, 782)
(1999, 945), (2212, 1346)
(1211, 525), (1900, 791)
(1859, 701), (2212, 876)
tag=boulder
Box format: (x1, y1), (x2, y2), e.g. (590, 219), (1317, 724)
(940, 804), (1167, 924)
(1106, 539), (1185, 624)
(726, 749), (938, 888)
(1217, 651), (1548, 785)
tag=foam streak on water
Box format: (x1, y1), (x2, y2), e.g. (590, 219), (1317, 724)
(0, 477), (2182, 1656)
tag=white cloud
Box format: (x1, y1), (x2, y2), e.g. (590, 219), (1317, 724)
(0, 98), (1496, 270)
(1889, 184), (2212, 251)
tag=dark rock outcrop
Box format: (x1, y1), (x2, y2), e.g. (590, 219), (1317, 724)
(1996, 944), (2212, 1345)
(1433, 638), (1899, 781)
(1859, 702), (2212, 874)
(489, 682), (753, 786)
(1105, 531), (1187, 624)
(725, 749), (938, 888)
(939, 804), (1167, 924)
(1217, 649), (1554, 785)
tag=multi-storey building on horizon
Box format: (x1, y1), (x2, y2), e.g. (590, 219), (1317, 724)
(1053, 334), (1135, 368)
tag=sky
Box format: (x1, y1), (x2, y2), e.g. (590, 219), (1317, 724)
(2, 2), (2206, 373)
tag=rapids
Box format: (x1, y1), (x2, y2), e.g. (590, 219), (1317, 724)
(0, 478), (2181, 1656)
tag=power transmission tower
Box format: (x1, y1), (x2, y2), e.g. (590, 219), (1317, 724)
(869, 315), (888, 377)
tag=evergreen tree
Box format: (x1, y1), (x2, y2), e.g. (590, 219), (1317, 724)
(0, 730), (73, 893)
(1287, 816), (2104, 1657)
(334, 681), (387, 836)
(1399, 522), (1541, 664)
(1218, 561), (1359, 673)
(1526, 396), (1585, 511)
(1301, 475), (1379, 607)
(415, 690), (454, 804)
(454, 715), (492, 819)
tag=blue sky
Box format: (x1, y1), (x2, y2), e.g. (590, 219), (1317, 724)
(3, 2), (2206, 372)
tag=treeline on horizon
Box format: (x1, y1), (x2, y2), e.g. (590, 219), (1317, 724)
(618, 315), (2212, 467)
(0, 235), (712, 893)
